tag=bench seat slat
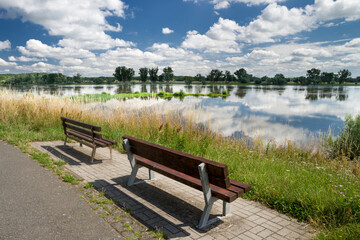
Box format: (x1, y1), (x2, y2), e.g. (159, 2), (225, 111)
(230, 179), (251, 193)
(65, 123), (102, 139)
(134, 154), (240, 203)
(67, 129), (116, 145)
(67, 130), (108, 147)
(61, 116), (101, 131)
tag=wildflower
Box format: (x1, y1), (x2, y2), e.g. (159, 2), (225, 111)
(339, 185), (343, 187)
(340, 192), (343, 194)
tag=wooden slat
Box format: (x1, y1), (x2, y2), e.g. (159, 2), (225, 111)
(227, 185), (245, 197)
(67, 130), (107, 147)
(61, 116), (101, 131)
(69, 130), (117, 146)
(230, 179), (251, 193)
(65, 123), (102, 139)
(123, 135), (230, 189)
(134, 155), (237, 202)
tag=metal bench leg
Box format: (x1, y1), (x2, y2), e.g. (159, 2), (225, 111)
(128, 164), (140, 186)
(123, 139), (135, 169)
(223, 201), (230, 216)
(64, 136), (67, 146)
(91, 147), (97, 163)
(149, 169), (154, 180)
(198, 197), (216, 229)
(197, 162), (221, 229)
(110, 146), (112, 160)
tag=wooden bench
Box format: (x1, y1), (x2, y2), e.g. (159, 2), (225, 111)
(122, 135), (251, 229)
(61, 117), (117, 163)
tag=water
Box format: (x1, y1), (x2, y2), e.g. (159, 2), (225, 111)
(3, 84), (360, 144)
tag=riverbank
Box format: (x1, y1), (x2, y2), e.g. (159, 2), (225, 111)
(0, 92), (359, 239)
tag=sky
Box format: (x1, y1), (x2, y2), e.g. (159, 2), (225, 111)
(0, 0), (360, 77)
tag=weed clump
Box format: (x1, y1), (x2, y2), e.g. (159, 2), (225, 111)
(326, 114), (360, 160)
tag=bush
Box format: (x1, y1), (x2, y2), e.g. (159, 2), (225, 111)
(222, 89), (228, 95)
(179, 89), (186, 97)
(156, 91), (165, 97)
(327, 114), (360, 160)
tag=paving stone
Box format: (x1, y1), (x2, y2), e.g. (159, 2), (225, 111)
(257, 229), (273, 238)
(249, 225), (265, 234)
(243, 231), (263, 240)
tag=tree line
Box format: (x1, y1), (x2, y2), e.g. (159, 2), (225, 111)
(112, 66), (359, 85)
(1, 67), (359, 86)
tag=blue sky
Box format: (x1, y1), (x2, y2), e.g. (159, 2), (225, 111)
(0, 0), (360, 77)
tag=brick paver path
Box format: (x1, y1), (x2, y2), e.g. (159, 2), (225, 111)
(31, 141), (316, 240)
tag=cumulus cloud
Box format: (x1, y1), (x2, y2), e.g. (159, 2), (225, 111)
(308, 0), (360, 22)
(182, 18), (242, 53)
(0, 58), (17, 67)
(0, 40), (11, 50)
(18, 39), (95, 59)
(162, 27), (174, 34)
(8, 56), (44, 62)
(0, 0), (130, 50)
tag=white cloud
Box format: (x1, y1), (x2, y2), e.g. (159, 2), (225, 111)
(308, 0), (360, 22)
(0, 0), (130, 50)
(18, 39), (95, 60)
(0, 40), (11, 50)
(162, 27), (174, 34)
(0, 58), (17, 67)
(182, 18), (242, 53)
(238, 4), (316, 43)
(8, 55), (45, 62)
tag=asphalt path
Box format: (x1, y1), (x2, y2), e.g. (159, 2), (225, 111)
(0, 141), (121, 239)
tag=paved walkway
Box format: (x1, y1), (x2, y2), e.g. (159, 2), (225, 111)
(0, 141), (122, 240)
(32, 141), (316, 240)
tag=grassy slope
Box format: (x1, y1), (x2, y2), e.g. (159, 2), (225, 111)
(0, 93), (359, 239)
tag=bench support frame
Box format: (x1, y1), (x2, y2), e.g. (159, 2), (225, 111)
(197, 163), (229, 229)
(124, 139), (154, 185)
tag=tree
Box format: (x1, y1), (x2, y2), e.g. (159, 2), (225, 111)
(306, 68), (321, 84)
(149, 67), (158, 82)
(73, 73), (81, 83)
(207, 69), (223, 82)
(163, 67), (174, 82)
(113, 66), (134, 82)
(234, 68), (250, 83)
(321, 72), (334, 84)
(338, 69), (351, 84)
(224, 70), (235, 82)
(194, 73), (206, 85)
(185, 76), (193, 85)
(139, 67), (148, 82)
(273, 73), (287, 85)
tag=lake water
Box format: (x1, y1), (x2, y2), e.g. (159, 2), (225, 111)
(3, 84), (360, 145)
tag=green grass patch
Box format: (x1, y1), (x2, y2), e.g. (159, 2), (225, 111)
(62, 174), (79, 185)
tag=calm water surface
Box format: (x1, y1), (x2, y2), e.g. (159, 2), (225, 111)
(3, 84), (360, 144)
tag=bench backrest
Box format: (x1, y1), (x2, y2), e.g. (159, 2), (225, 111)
(123, 135), (230, 189)
(61, 117), (102, 139)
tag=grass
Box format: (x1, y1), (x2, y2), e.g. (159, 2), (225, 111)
(71, 90), (230, 103)
(0, 91), (359, 239)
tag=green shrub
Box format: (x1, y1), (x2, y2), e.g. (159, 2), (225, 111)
(156, 91), (165, 97)
(327, 114), (360, 160)
(179, 89), (186, 97)
(222, 89), (228, 95)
